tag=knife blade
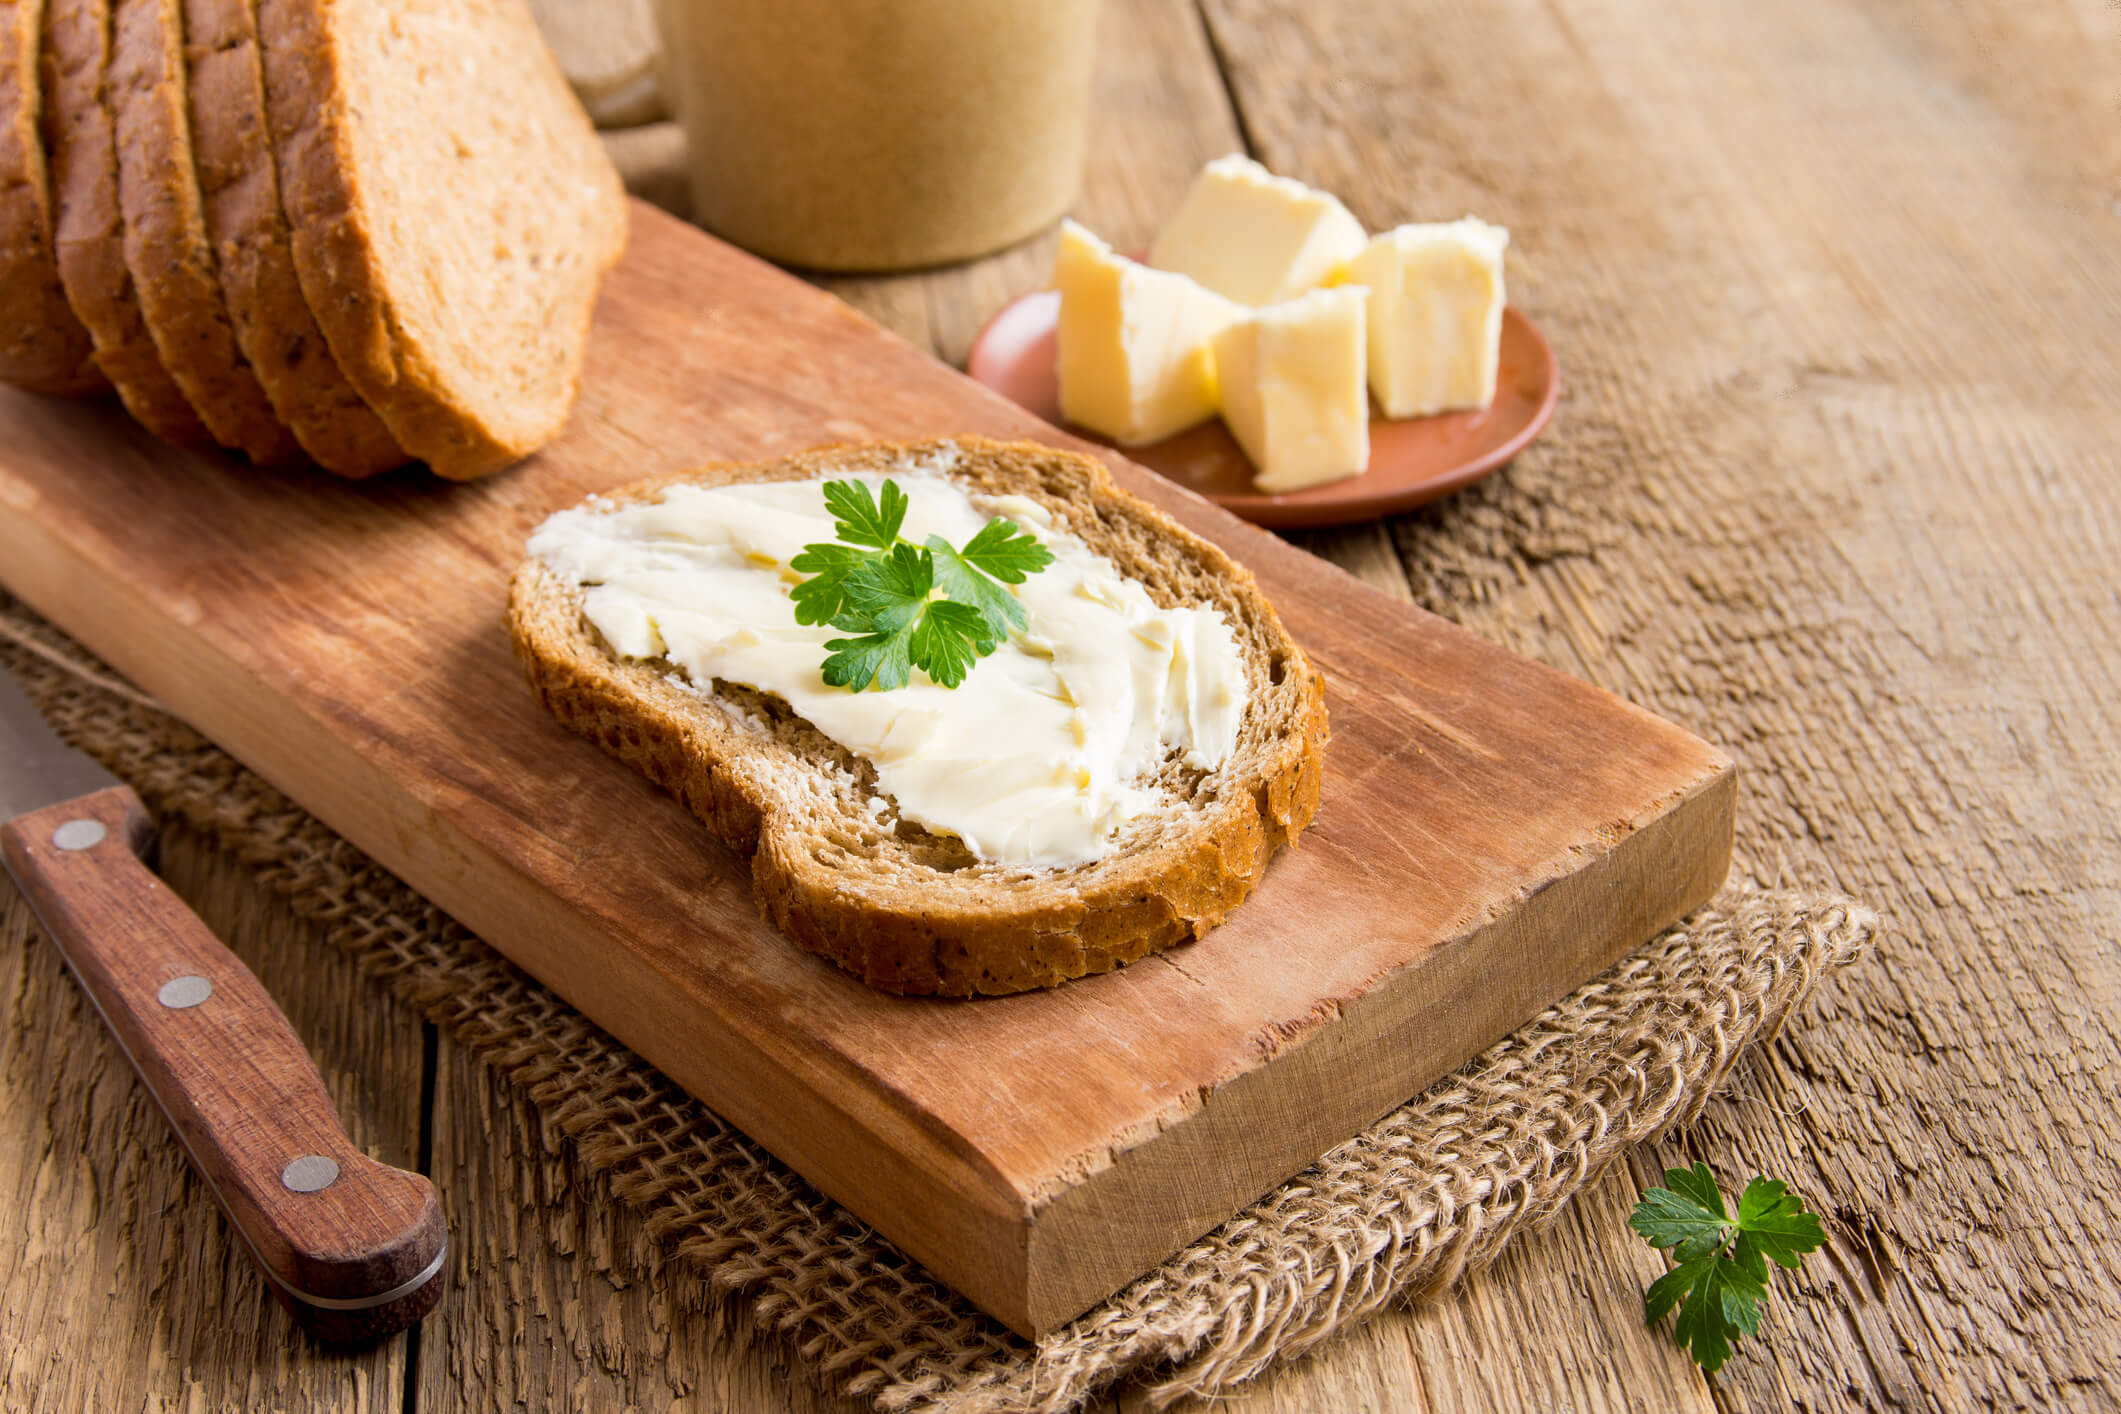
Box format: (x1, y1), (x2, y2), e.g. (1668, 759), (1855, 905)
(0, 670), (446, 1341)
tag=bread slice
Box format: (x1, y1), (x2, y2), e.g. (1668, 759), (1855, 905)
(47, 0), (210, 443)
(0, 0), (103, 394)
(110, 0), (299, 464)
(182, 0), (406, 476)
(506, 437), (1330, 997)
(258, 0), (627, 480)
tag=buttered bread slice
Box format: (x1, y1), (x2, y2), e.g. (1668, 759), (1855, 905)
(507, 437), (1329, 997)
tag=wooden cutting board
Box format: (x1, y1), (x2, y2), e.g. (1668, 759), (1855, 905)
(0, 201), (1732, 1337)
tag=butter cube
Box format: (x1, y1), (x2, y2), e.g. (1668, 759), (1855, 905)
(1214, 286), (1371, 494)
(1054, 220), (1243, 445)
(1344, 218), (1508, 418)
(1149, 155), (1368, 307)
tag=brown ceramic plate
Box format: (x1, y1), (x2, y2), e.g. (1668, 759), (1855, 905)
(965, 289), (1560, 529)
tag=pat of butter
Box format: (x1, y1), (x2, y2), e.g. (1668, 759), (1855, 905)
(1054, 220), (1241, 446)
(1149, 155), (1368, 307)
(1215, 286), (1370, 494)
(1343, 219), (1508, 418)
(527, 457), (1250, 869)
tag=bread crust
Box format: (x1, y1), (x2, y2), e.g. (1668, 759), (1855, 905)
(0, 0), (104, 394)
(507, 437), (1329, 997)
(47, 0), (211, 443)
(180, 0), (406, 476)
(111, 0), (299, 464)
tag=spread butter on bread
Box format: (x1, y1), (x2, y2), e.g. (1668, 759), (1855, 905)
(507, 437), (1329, 997)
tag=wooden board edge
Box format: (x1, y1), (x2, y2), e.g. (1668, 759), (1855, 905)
(1010, 761), (1737, 1335)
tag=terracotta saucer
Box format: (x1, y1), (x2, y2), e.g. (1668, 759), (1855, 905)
(965, 290), (1560, 529)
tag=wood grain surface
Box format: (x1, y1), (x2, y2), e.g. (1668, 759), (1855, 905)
(5, 0), (2119, 1408)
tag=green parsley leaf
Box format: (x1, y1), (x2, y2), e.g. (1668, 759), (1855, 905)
(820, 628), (914, 693)
(787, 542), (870, 627)
(838, 543), (934, 634)
(816, 546), (993, 691)
(821, 593), (990, 692)
(821, 477), (908, 550)
(1728, 1229), (1772, 1286)
(927, 534), (1026, 645)
(1630, 1164), (1824, 1374)
(789, 477), (1053, 691)
(1644, 1255), (1708, 1326)
(953, 516), (1055, 583)
(907, 600), (989, 688)
(1628, 1167), (1734, 1263)
(1735, 1176), (1828, 1269)
(1665, 1161), (1729, 1223)
(1671, 1257), (1752, 1372)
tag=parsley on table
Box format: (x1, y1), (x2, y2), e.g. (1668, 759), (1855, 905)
(787, 477), (1054, 692)
(1628, 1162), (1826, 1372)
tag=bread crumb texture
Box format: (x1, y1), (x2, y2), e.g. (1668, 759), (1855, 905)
(261, 0), (626, 478)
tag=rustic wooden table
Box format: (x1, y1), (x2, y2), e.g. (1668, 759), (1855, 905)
(6, 0), (2117, 1408)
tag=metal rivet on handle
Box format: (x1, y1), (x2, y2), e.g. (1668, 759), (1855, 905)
(51, 819), (106, 851)
(157, 975), (213, 1009)
(281, 1155), (340, 1193)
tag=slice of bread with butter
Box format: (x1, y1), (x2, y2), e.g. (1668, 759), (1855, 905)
(507, 436), (1329, 997)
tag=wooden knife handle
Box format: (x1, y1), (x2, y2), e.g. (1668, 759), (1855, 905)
(0, 785), (445, 1342)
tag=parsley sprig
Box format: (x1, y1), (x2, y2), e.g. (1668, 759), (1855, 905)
(788, 478), (1054, 692)
(1629, 1162), (1826, 1372)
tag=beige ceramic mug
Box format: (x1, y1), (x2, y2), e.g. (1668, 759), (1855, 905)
(651, 0), (1101, 272)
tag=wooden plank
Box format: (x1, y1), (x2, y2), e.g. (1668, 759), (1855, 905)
(0, 826), (415, 1409)
(0, 202), (1732, 1336)
(1199, 0), (2121, 1403)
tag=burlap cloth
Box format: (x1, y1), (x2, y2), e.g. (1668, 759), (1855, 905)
(0, 592), (1875, 1410)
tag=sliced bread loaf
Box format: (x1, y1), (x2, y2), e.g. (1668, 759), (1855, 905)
(506, 437), (1330, 997)
(0, 0), (102, 394)
(259, 0), (627, 480)
(110, 0), (298, 465)
(47, 0), (209, 443)
(182, 0), (406, 476)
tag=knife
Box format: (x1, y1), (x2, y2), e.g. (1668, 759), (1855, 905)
(0, 669), (446, 1342)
